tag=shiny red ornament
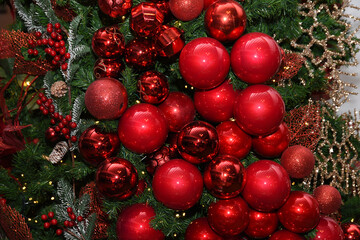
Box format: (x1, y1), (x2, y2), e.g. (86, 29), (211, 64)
(342, 223), (360, 240)
(277, 191), (320, 233)
(85, 78), (128, 120)
(242, 160), (291, 212)
(93, 58), (124, 79)
(310, 216), (344, 240)
(177, 121), (219, 164)
(179, 37), (230, 90)
(185, 217), (223, 240)
(137, 70), (169, 104)
(207, 197), (250, 236)
(125, 38), (156, 69)
(154, 25), (185, 58)
(78, 126), (120, 166)
(169, 0), (203, 21)
(313, 185), (342, 215)
(231, 32), (282, 84)
(194, 80), (238, 123)
(96, 157), (138, 200)
(280, 145), (315, 179)
(269, 230), (305, 240)
(244, 209), (278, 239)
(204, 155), (246, 199)
(233, 85), (285, 136)
(152, 159), (203, 210)
(118, 103), (168, 154)
(91, 26), (125, 58)
(116, 203), (165, 240)
(98, 0), (132, 18)
(204, 0), (218, 9)
(145, 146), (172, 175)
(154, 0), (171, 21)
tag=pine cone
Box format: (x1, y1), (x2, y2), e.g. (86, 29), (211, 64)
(51, 81), (67, 98)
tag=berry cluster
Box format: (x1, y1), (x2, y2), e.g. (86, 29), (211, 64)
(63, 207), (84, 228)
(0, 198), (6, 205)
(41, 211), (63, 236)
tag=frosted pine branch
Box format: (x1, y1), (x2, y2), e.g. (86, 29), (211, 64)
(34, 0), (59, 24)
(14, 0), (44, 32)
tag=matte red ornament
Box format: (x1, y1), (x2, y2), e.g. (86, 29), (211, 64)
(231, 32), (282, 84)
(242, 160), (291, 212)
(277, 191), (320, 233)
(177, 121), (219, 164)
(91, 26), (125, 58)
(154, 25), (185, 58)
(310, 216), (344, 240)
(280, 145), (315, 179)
(96, 157), (138, 200)
(137, 70), (169, 104)
(204, 0), (218, 9)
(169, 0), (203, 21)
(116, 203), (165, 240)
(342, 223), (360, 240)
(205, 0), (246, 42)
(233, 85), (285, 136)
(152, 159), (203, 210)
(78, 126), (120, 166)
(125, 38), (156, 69)
(207, 197), (250, 236)
(244, 209), (278, 239)
(179, 37), (230, 89)
(204, 155), (246, 199)
(118, 103), (169, 154)
(313, 185), (342, 215)
(85, 78), (128, 120)
(98, 0), (132, 18)
(194, 80), (238, 123)
(269, 230), (305, 240)
(185, 217), (223, 240)
(93, 58), (124, 79)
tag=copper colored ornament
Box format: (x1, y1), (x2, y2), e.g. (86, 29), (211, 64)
(169, 0), (203, 21)
(311, 216), (345, 240)
(185, 217), (223, 240)
(98, 0), (132, 18)
(93, 58), (125, 79)
(280, 145), (315, 179)
(154, 25), (185, 58)
(145, 146), (172, 175)
(269, 230), (305, 240)
(342, 223), (360, 240)
(244, 209), (278, 238)
(313, 185), (342, 215)
(91, 26), (125, 58)
(137, 70), (169, 104)
(125, 38), (156, 69)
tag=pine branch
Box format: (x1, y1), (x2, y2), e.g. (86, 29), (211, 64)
(13, 0), (45, 32)
(34, 0), (59, 24)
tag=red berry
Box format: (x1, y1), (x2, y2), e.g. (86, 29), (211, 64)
(41, 96), (47, 102)
(51, 60), (58, 66)
(59, 48), (65, 55)
(48, 211), (55, 218)
(64, 220), (70, 227)
(36, 39), (42, 46)
(42, 109), (49, 115)
(61, 63), (68, 71)
(56, 229), (63, 236)
(62, 128), (69, 135)
(38, 93), (44, 98)
(44, 222), (51, 229)
(76, 216), (84, 222)
(62, 119), (68, 125)
(65, 134), (70, 139)
(33, 49), (39, 56)
(65, 115), (72, 121)
(48, 39), (54, 46)
(58, 122), (65, 129)
(54, 55), (61, 62)
(55, 126), (60, 132)
(54, 23), (61, 29)
(41, 214), (48, 221)
(28, 39), (35, 46)
(49, 108), (55, 113)
(47, 23), (53, 28)
(39, 106), (45, 111)
(36, 99), (42, 105)
(53, 112), (59, 118)
(44, 101), (50, 108)
(50, 119), (56, 124)
(50, 219), (58, 225)
(70, 136), (77, 142)
(47, 27), (53, 34)
(51, 32), (57, 39)
(56, 28), (62, 33)
(50, 50), (56, 57)
(35, 31), (42, 38)
(28, 49), (34, 55)
(59, 40), (65, 47)
(45, 48), (51, 54)
(57, 35), (63, 41)
(59, 115), (63, 120)
(42, 38), (48, 45)
(65, 53), (70, 59)
(69, 122), (77, 129)
(68, 221), (74, 227)
(0, 198), (6, 205)
(47, 99), (53, 104)
(66, 207), (73, 213)
(69, 213), (76, 221)
(54, 42), (60, 48)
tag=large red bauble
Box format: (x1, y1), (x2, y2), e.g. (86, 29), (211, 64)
(342, 223), (360, 240)
(158, 92), (195, 132)
(280, 145), (315, 179)
(152, 159), (203, 210)
(78, 126), (120, 166)
(310, 216), (344, 240)
(177, 121), (219, 164)
(85, 78), (128, 120)
(154, 25), (185, 58)
(204, 155), (246, 199)
(269, 230), (305, 240)
(96, 157), (138, 200)
(179, 37), (230, 90)
(91, 26), (125, 58)
(231, 32), (282, 84)
(216, 121), (252, 159)
(277, 191), (320, 233)
(125, 38), (156, 69)
(116, 203), (165, 240)
(93, 58), (124, 79)
(252, 122), (290, 158)
(169, 0), (203, 21)
(194, 80), (238, 123)
(244, 209), (278, 239)
(205, 0), (246, 42)
(313, 185), (342, 215)
(233, 85), (285, 136)
(207, 197), (250, 236)
(204, 0), (218, 9)
(185, 217), (223, 240)
(118, 103), (168, 154)
(241, 160), (291, 212)
(137, 71), (169, 104)
(98, 0), (132, 18)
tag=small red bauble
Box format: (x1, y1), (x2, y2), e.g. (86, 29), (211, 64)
(207, 197), (250, 236)
(177, 121), (219, 164)
(152, 159), (203, 210)
(85, 78), (128, 120)
(98, 0), (132, 18)
(154, 25), (185, 58)
(125, 38), (156, 69)
(116, 203), (165, 240)
(93, 58), (125, 79)
(310, 216), (344, 240)
(231, 32), (282, 84)
(313, 185), (342, 215)
(158, 92), (196, 132)
(194, 80), (238, 123)
(179, 37), (230, 90)
(118, 103), (168, 154)
(96, 157), (138, 200)
(269, 230), (305, 240)
(280, 145), (315, 179)
(277, 191), (320, 233)
(233, 85), (285, 136)
(137, 70), (169, 104)
(145, 146), (173, 175)
(244, 209), (278, 238)
(91, 26), (125, 58)
(242, 160), (291, 212)
(185, 217), (223, 240)
(342, 223), (360, 240)
(204, 155), (246, 199)
(169, 0), (203, 21)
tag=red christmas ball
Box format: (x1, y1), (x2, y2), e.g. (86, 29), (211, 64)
(137, 71), (169, 104)
(204, 0), (218, 9)
(277, 191), (320, 233)
(205, 0), (246, 42)
(116, 203), (165, 240)
(177, 121), (219, 164)
(98, 0), (132, 18)
(78, 126), (120, 166)
(231, 32), (282, 84)
(194, 80), (238, 123)
(244, 209), (278, 239)
(280, 145), (315, 179)
(216, 121), (252, 160)
(92, 26), (125, 58)
(310, 216), (344, 240)
(169, 0), (203, 21)
(233, 85), (285, 136)
(152, 159), (203, 210)
(342, 223), (360, 240)
(252, 122), (290, 158)
(85, 78), (128, 120)
(145, 146), (173, 175)
(158, 92), (196, 132)
(96, 157), (138, 200)
(179, 37), (230, 90)
(269, 230), (305, 240)
(93, 58), (124, 79)
(185, 217), (223, 240)
(124, 38), (156, 69)
(242, 160), (291, 212)
(204, 155), (246, 199)
(313, 185), (342, 215)
(118, 103), (168, 154)
(154, 1), (171, 21)
(154, 25), (185, 58)
(207, 197), (250, 236)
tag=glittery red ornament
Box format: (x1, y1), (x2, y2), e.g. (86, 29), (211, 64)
(125, 38), (156, 69)
(98, 0), (132, 18)
(137, 70), (169, 104)
(177, 121), (219, 164)
(145, 146), (172, 175)
(269, 230), (305, 240)
(169, 0), (203, 21)
(179, 37), (230, 90)
(280, 145), (315, 179)
(310, 216), (344, 240)
(91, 26), (125, 58)
(342, 223), (360, 240)
(231, 32), (282, 84)
(154, 25), (185, 58)
(313, 185), (342, 215)
(85, 78), (128, 120)
(93, 58), (124, 79)
(96, 157), (138, 200)
(152, 159), (203, 210)
(185, 217), (223, 240)
(244, 209), (278, 238)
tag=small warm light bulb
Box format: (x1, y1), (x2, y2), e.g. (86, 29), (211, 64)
(29, 197), (33, 201)
(49, 181), (53, 185)
(22, 186), (26, 190)
(136, 100), (141, 104)
(51, 197), (55, 200)
(28, 218), (32, 222)
(182, 212), (186, 217)
(21, 174), (24, 177)
(34, 220), (38, 223)
(175, 213), (180, 218)
(95, 121), (100, 124)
